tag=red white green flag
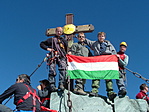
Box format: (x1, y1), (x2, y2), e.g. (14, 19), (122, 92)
(66, 54), (119, 79)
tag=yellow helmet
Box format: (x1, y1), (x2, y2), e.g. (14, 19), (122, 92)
(120, 42), (127, 47)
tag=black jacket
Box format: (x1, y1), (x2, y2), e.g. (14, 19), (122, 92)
(40, 36), (68, 58)
(0, 82), (40, 111)
(38, 87), (51, 108)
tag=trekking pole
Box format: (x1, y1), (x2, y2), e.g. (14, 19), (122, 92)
(29, 56), (48, 77)
(4, 95), (13, 105)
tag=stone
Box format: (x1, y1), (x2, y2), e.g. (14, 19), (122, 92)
(50, 90), (148, 112)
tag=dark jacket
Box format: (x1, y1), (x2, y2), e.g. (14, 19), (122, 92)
(40, 36), (68, 58)
(0, 82), (40, 111)
(38, 87), (51, 108)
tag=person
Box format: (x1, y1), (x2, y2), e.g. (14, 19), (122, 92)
(136, 83), (149, 104)
(40, 27), (68, 91)
(84, 32), (117, 100)
(115, 42), (129, 97)
(68, 32), (92, 95)
(37, 79), (51, 108)
(0, 74), (41, 112)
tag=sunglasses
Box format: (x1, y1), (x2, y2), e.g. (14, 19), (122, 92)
(78, 36), (85, 38)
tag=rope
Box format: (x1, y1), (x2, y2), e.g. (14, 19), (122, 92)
(125, 67), (149, 84)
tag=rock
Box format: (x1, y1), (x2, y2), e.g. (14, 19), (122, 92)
(50, 90), (148, 112)
(115, 96), (148, 112)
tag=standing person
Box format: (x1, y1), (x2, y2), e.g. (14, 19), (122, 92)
(68, 32), (92, 95)
(40, 27), (68, 91)
(0, 74), (41, 112)
(116, 42), (129, 97)
(84, 32), (117, 100)
(37, 79), (51, 108)
(136, 83), (149, 104)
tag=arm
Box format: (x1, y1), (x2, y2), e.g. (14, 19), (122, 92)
(119, 55), (129, 67)
(84, 38), (95, 49)
(108, 41), (117, 54)
(38, 89), (49, 98)
(40, 38), (54, 52)
(0, 84), (16, 104)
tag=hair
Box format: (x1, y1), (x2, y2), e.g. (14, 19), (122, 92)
(56, 27), (63, 31)
(97, 32), (106, 37)
(140, 83), (148, 90)
(18, 74), (30, 84)
(78, 32), (85, 36)
(40, 79), (50, 87)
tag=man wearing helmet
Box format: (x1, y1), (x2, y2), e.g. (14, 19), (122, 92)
(116, 42), (129, 97)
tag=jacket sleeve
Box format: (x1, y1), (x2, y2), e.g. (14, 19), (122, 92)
(119, 55), (129, 67)
(84, 38), (95, 49)
(38, 89), (49, 98)
(108, 41), (117, 54)
(40, 38), (52, 51)
(0, 84), (16, 104)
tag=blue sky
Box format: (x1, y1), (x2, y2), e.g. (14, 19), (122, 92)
(0, 0), (149, 110)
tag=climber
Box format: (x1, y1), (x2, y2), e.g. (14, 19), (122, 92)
(136, 83), (149, 104)
(40, 27), (68, 92)
(0, 74), (41, 112)
(68, 32), (92, 95)
(37, 79), (51, 108)
(83, 32), (117, 100)
(115, 42), (129, 97)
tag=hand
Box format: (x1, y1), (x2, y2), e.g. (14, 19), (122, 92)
(47, 48), (54, 52)
(68, 51), (72, 55)
(37, 85), (42, 90)
(116, 54), (120, 59)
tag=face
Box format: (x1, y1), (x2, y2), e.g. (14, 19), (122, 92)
(98, 34), (105, 42)
(145, 86), (149, 92)
(120, 46), (127, 52)
(78, 34), (85, 42)
(55, 27), (63, 36)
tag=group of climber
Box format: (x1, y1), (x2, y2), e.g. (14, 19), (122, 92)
(1, 26), (148, 112)
(40, 27), (129, 100)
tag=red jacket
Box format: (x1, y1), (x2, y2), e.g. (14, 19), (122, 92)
(136, 90), (149, 103)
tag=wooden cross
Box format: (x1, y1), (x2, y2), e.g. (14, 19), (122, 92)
(45, 13), (94, 91)
(46, 13), (94, 36)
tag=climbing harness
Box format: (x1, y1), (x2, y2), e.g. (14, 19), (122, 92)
(17, 84), (41, 112)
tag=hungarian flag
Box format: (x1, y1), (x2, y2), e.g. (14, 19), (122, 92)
(66, 54), (119, 79)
